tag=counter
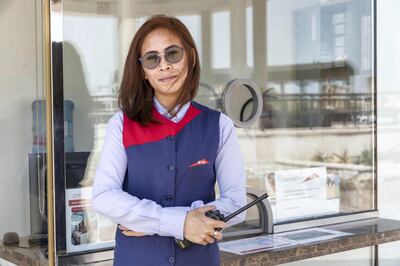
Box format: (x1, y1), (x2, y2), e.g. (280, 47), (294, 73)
(220, 218), (400, 265)
(1, 218), (400, 266)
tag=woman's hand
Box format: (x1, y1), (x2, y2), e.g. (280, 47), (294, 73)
(118, 225), (147, 237)
(183, 206), (226, 245)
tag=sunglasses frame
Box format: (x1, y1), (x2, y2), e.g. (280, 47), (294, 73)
(139, 46), (185, 70)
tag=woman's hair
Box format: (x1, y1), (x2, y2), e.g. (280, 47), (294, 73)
(118, 14), (200, 125)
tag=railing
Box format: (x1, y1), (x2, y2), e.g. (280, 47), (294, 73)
(260, 93), (374, 128)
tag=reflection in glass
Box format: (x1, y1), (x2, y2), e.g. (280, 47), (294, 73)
(211, 10), (231, 69)
(57, 0), (375, 255)
(261, 0), (374, 222)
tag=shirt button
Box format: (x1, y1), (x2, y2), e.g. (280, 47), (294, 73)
(168, 256), (175, 263)
(165, 195), (173, 202)
(168, 165), (175, 171)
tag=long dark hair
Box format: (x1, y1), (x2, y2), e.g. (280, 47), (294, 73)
(118, 14), (200, 125)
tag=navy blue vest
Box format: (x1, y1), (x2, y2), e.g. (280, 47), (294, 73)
(114, 102), (221, 266)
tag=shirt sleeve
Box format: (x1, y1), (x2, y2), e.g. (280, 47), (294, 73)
(204, 113), (247, 226)
(91, 112), (190, 240)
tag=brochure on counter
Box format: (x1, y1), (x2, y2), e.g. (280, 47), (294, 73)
(65, 187), (116, 253)
(265, 167), (340, 222)
(219, 228), (352, 255)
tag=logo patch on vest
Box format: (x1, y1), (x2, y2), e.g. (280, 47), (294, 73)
(189, 159), (209, 168)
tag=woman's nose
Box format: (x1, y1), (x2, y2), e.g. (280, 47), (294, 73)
(159, 56), (171, 71)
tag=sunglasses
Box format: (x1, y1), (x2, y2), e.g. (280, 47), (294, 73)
(139, 46), (185, 70)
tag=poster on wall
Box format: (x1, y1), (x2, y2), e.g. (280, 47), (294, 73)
(264, 167), (340, 222)
(65, 187), (116, 253)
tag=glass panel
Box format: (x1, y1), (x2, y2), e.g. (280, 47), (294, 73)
(61, 3), (119, 254)
(263, 0), (374, 223)
(0, 0), (49, 264)
(377, 0), (400, 261)
(57, 0), (374, 255)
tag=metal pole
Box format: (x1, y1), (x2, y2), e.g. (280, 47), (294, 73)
(43, 0), (55, 264)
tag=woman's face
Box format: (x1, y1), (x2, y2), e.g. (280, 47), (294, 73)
(140, 28), (189, 107)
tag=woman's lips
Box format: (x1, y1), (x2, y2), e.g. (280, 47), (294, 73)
(159, 75), (177, 82)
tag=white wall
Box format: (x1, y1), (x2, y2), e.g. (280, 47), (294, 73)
(0, 0), (40, 237)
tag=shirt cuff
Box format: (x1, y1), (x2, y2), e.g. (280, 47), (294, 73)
(191, 200), (205, 209)
(159, 207), (190, 240)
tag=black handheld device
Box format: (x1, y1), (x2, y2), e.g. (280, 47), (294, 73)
(176, 193), (269, 250)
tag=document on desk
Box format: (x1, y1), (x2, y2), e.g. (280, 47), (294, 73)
(219, 228), (352, 255)
(275, 227), (353, 245)
(218, 235), (293, 255)
(273, 167), (340, 222)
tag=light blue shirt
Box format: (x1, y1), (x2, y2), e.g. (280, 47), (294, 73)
(91, 98), (246, 240)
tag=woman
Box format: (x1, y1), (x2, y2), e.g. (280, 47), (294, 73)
(92, 14), (246, 266)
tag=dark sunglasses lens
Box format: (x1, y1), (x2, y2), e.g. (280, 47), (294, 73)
(142, 53), (160, 69)
(165, 47), (183, 63)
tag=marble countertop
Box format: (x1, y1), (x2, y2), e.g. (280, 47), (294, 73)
(1, 218), (400, 266)
(220, 218), (400, 266)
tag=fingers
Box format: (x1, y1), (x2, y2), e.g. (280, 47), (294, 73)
(199, 240), (208, 245)
(203, 234), (215, 244)
(118, 225), (146, 237)
(212, 231), (223, 241)
(196, 205), (216, 214)
(122, 230), (146, 237)
(195, 229), (223, 245)
(208, 229), (222, 241)
(207, 219), (226, 230)
(198, 230), (223, 245)
(194, 230), (215, 245)
(118, 225), (129, 231)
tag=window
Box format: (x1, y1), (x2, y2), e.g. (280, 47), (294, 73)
(55, 0), (375, 255)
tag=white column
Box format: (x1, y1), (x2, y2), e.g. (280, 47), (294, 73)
(252, 0), (268, 88)
(231, 0), (247, 77)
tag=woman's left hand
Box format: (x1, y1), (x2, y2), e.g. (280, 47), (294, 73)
(118, 225), (147, 237)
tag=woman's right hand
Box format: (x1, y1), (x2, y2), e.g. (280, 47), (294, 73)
(183, 206), (226, 245)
